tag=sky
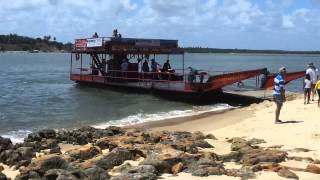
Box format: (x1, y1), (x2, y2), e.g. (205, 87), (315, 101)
(0, 0), (320, 50)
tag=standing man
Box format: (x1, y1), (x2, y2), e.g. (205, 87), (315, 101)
(306, 63), (317, 101)
(274, 67), (286, 124)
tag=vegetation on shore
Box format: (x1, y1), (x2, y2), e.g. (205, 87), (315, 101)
(0, 34), (73, 52)
(183, 47), (320, 55)
(1, 34), (319, 55)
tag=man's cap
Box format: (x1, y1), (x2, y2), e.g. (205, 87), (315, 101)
(279, 67), (286, 73)
(308, 62), (314, 67)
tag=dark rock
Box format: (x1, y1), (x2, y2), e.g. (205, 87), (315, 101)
(128, 165), (158, 175)
(96, 148), (134, 170)
(0, 173), (7, 180)
(189, 157), (226, 177)
(192, 168), (210, 177)
(95, 138), (117, 151)
(84, 167), (110, 180)
(27, 129), (56, 142)
(0, 136), (12, 153)
(28, 171), (41, 179)
(277, 168), (299, 179)
(218, 151), (242, 162)
(111, 165), (157, 180)
(50, 146), (62, 154)
(205, 133), (217, 140)
(192, 131), (206, 140)
(76, 132), (90, 145)
(104, 126), (124, 136)
(306, 164), (320, 174)
(17, 147), (34, 159)
(44, 169), (79, 180)
(110, 172), (157, 180)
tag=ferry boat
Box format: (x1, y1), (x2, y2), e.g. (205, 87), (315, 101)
(69, 35), (305, 101)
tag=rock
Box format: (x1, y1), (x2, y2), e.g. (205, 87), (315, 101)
(141, 145), (183, 174)
(95, 138), (117, 151)
(192, 168), (210, 177)
(218, 151), (242, 162)
(171, 162), (183, 175)
(288, 156), (314, 163)
(20, 154), (69, 175)
(192, 131), (206, 140)
(111, 165), (157, 180)
(0, 136), (12, 153)
(189, 157), (226, 177)
(109, 163), (133, 176)
(84, 167), (110, 180)
(229, 137), (252, 151)
(128, 165), (158, 175)
(67, 145), (101, 161)
(28, 171), (41, 179)
(44, 169), (77, 180)
(17, 147), (34, 159)
(277, 168), (299, 179)
(28, 129), (56, 141)
(241, 149), (287, 166)
(110, 173), (157, 180)
(248, 138), (266, 145)
(50, 146), (62, 154)
(205, 133), (217, 140)
(236, 166), (256, 179)
(96, 148), (134, 170)
(0, 173), (7, 180)
(0, 165), (3, 172)
(292, 148), (310, 153)
(104, 126), (124, 136)
(306, 164), (320, 174)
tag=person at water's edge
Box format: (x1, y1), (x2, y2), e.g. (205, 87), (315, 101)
(273, 67), (286, 124)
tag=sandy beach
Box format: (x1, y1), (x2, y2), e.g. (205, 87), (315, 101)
(147, 94), (320, 179)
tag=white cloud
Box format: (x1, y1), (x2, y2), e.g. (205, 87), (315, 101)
(0, 0), (319, 50)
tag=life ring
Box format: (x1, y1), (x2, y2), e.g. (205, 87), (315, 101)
(76, 53), (80, 60)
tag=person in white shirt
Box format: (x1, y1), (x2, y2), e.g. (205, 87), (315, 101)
(304, 74), (312, 104)
(306, 63), (317, 101)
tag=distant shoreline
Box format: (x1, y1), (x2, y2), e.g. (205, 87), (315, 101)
(1, 51), (320, 56)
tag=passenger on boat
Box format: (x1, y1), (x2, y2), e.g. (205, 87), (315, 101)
(151, 59), (161, 72)
(92, 32), (99, 38)
(162, 60), (172, 72)
(101, 58), (107, 73)
(112, 29), (122, 38)
(142, 60), (149, 72)
(121, 59), (129, 72)
(188, 67), (198, 83)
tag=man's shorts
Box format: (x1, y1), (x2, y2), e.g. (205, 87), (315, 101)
(273, 95), (283, 106)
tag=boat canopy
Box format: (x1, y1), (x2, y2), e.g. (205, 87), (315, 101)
(72, 37), (184, 55)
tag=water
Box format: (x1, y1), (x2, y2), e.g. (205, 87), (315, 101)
(0, 52), (319, 142)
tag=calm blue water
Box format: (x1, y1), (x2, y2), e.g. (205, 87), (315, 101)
(0, 52), (319, 142)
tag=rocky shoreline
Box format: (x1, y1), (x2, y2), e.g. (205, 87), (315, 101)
(1, 126), (320, 180)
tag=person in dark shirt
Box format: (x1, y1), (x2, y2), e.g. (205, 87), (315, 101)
(162, 60), (171, 72)
(142, 60), (149, 72)
(92, 32), (99, 38)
